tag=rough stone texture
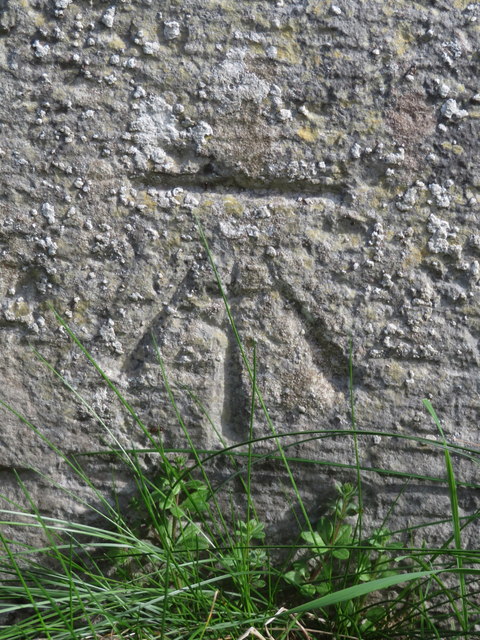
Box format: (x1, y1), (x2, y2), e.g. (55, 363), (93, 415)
(0, 0), (479, 548)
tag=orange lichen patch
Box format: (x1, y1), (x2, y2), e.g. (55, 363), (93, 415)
(223, 195), (244, 216)
(441, 142), (464, 155)
(392, 27), (415, 56)
(106, 34), (128, 50)
(296, 126), (318, 142)
(402, 246), (427, 269)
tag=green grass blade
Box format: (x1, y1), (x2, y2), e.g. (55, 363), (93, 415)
(284, 570), (437, 614)
(423, 399), (468, 634)
(349, 339), (363, 540)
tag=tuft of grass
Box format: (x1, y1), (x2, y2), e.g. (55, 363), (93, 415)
(0, 222), (479, 639)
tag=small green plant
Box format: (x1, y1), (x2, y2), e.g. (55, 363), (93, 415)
(284, 481), (407, 635)
(285, 482), (360, 598)
(220, 519), (267, 588)
(101, 456), (213, 588)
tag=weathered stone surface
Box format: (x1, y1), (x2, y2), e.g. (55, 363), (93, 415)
(0, 1), (16, 33)
(0, 0), (479, 548)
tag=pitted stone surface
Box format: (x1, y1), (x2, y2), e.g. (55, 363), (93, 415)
(0, 0), (479, 546)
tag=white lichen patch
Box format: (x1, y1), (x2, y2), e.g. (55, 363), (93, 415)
(350, 143), (362, 159)
(208, 48), (269, 108)
(2, 298), (35, 326)
(143, 41), (160, 55)
(101, 6), (116, 29)
(219, 220), (260, 239)
(41, 202), (56, 224)
(98, 319), (124, 355)
(437, 82), (450, 98)
(428, 183), (450, 209)
(129, 96), (181, 169)
(32, 41), (50, 58)
(191, 121), (213, 150)
(132, 85), (146, 99)
(277, 108), (292, 121)
(427, 214), (460, 257)
(385, 147), (405, 165)
(128, 95), (213, 171)
(441, 99), (468, 120)
(396, 186), (418, 211)
(368, 221), (385, 261)
(164, 20), (180, 40)
(36, 235), (58, 256)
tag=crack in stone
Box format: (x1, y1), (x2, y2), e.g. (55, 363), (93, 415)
(128, 171), (349, 199)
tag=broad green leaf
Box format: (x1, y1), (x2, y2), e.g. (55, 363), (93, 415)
(181, 492), (209, 513)
(316, 517), (333, 542)
(360, 619), (375, 632)
(176, 523), (210, 550)
(336, 524), (353, 545)
(237, 519), (265, 540)
(333, 547), (350, 560)
(284, 570), (303, 586)
(301, 531), (326, 550)
(365, 605), (388, 622)
(358, 573), (372, 582)
(184, 479), (207, 491)
(314, 581), (330, 596)
(299, 583), (316, 597)
(283, 571), (303, 584)
(169, 505), (186, 518)
(287, 560), (309, 580)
